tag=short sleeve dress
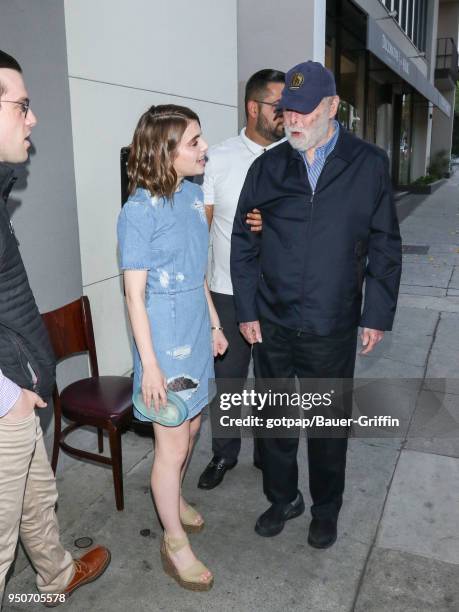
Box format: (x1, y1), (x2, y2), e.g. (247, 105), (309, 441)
(117, 180), (215, 421)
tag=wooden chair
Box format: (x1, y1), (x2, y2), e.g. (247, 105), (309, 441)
(42, 296), (133, 510)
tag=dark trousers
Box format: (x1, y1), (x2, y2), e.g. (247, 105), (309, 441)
(253, 317), (358, 520)
(210, 291), (260, 463)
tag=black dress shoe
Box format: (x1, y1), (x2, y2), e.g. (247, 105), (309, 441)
(307, 517), (338, 549)
(255, 491), (305, 537)
(197, 456), (237, 490)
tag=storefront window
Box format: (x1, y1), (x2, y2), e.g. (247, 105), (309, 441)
(366, 60), (394, 164)
(338, 100), (361, 135)
(337, 49), (365, 138)
(326, 0), (426, 186)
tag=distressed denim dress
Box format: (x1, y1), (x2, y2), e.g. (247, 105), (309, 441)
(117, 181), (215, 421)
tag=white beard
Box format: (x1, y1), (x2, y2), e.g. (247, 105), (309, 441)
(285, 112), (330, 151)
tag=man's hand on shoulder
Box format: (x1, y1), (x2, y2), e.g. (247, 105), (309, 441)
(239, 320), (262, 344)
(360, 328), (384, 355)
(2, 389), (47, 422)
(205, 204), (214, 228)
(245, 208), (262, 233)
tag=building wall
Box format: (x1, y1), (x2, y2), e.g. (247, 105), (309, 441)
(0, 0), (87, 431)
(422, 0), (440, 174)
(64, 0), (238, 376)
(431, 0), (459, 160)
(411, 103), (430, 179)
(353, 0), (431, 77)
(0, 0), (82, 311)
(237, 0), (326, 127)
(437, 0), (459, 44)
(426, 0), (440, 81)
(354, 0), (435, 177)
(431, 88), (456, 159)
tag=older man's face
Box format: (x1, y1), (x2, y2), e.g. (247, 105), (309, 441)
(283, 96), (337, 152)
(0, 69), (37, 163)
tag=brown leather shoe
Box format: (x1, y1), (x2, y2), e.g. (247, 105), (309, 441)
(44, 545), (111, 607)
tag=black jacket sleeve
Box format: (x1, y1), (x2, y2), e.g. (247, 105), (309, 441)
(230, 163), (262, 323)
(360, 152), (402, 331)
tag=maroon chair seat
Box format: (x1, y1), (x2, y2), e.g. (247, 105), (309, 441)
(42, 296), (134, 511)
(61, 376), (133, 423)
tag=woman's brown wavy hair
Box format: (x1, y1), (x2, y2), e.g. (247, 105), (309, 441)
(127, 104), (200, 199)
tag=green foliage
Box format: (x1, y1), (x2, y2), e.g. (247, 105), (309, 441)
(412, 174), (437, 185)
(411, 150), (450, 185)
(427, 150), (450, 179)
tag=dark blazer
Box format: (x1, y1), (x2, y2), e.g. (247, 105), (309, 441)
(230, 127), (402, 336)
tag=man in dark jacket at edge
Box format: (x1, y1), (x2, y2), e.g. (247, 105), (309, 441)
(0, 50), (110, 607)
(231, 61), (402, 549)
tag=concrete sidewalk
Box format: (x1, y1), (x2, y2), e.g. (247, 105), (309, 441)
(4, 172), (459, 612)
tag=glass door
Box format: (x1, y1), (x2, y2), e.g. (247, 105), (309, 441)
(393, 93), (413, 186)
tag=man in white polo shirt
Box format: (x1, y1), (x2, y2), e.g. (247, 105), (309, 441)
(198, 69), (285, 490)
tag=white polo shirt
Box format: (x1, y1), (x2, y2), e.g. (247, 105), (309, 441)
(204, 128), (283, 295)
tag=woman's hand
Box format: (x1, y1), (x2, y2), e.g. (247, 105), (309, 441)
(212, 329), (228, 357)
(141, 365), (168, 412)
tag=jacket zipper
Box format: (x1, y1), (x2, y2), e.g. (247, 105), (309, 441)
(301, 187), (314, 333)
(301, 158), (331, 327)
(309, 158), (329, 221)
(13, 334), (40, 391)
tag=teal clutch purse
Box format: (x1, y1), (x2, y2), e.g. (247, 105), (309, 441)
(132, 389), (189, 427)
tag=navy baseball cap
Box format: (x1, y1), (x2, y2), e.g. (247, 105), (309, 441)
(278, 61), (336, 114)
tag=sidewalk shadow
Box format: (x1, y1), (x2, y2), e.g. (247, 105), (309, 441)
(397, 193), (428, 223)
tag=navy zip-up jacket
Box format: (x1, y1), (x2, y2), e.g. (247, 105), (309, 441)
(230, 127), (402, 336)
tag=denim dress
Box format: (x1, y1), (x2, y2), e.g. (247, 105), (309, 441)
(117, 181), (215, 421)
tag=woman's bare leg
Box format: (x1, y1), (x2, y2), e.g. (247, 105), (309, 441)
(181, 413), (202, 481)
(152, 418), (211, 581)
(179, 413), (203, 525)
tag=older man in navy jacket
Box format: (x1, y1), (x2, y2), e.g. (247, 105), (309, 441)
(231, 61), (401, 548)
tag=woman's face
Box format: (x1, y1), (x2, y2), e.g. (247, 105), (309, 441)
(173, 120), (208, 180)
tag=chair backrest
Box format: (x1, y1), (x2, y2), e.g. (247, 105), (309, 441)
(42, 296), (99, 377)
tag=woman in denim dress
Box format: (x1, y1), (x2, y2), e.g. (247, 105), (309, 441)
(117, 105), (227, 591)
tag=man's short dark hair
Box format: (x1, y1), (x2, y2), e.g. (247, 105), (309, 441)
(0, 50), (22, 97)
(244, 69), (285, 118)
